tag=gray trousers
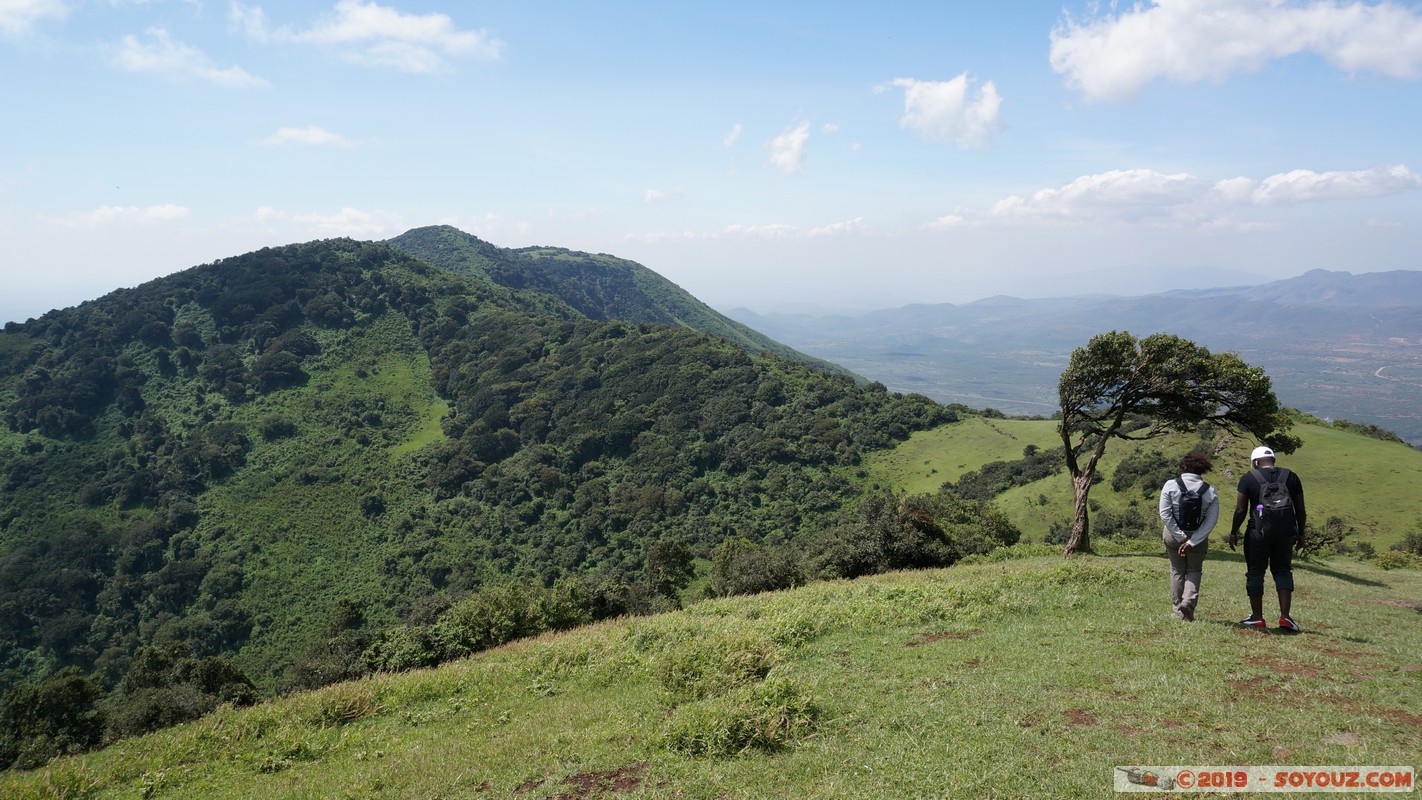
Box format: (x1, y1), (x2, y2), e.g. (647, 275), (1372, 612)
(1165, 541), (1208, 615)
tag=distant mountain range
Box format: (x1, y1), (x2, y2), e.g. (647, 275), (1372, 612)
(726, 269), (1422, 443)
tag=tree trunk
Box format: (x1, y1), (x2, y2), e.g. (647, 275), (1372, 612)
(1063, 470), (1094, 556)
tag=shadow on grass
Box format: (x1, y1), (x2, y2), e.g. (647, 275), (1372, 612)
(1195, 619), (1375, 645)
(1089, 549), (1389, 587)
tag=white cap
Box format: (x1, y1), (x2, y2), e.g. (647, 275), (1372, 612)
(1250, 446), (1275, 462)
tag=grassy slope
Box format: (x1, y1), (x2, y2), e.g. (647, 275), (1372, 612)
(5, 551), (1419, 798)
(868, 418), (1422, 550)
(864, 418), (1063, 495)
(199, 313), (451, 686)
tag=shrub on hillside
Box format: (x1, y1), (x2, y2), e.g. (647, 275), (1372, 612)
(661, 675), (819, 758)
(105, 644), (257, 739)
(1394, 528), (1422, 558)
(707, 538), (803, 598)
(806, 490), (1020, 581)
(0, 667), (106, 770)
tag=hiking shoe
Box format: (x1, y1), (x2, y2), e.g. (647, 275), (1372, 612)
(1278, 616), (1301, 633)
(1240, 616), (1267, 629)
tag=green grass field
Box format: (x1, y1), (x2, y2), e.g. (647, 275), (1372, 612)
(868, 417), (1422, 551)
(5, 549), (1418, 798)
(864, 418), (1062, 495)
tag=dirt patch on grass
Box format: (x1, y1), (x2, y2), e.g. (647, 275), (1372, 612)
(1246, 656), (1324, 679)
(1065, 709), (1099, 726)
(1380, 599), (1422, 613)
(906, 631), (980, 647)
(1229, 677), (1267, 693)
(1377, 709), (1422, 728)
(1115, 724), (1145, 736)
(554, 762), (649, 799)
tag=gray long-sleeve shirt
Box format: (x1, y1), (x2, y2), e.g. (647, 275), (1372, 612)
(1158, 472), (1220, 548)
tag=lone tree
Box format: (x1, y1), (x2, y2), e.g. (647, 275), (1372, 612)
(1057, 331), (1300, 555)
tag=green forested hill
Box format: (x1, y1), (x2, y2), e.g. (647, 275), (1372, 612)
(388, 225), (854, 377)
(0, 235), (954, 727)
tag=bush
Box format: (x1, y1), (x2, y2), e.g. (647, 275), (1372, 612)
(106, 644), (258, 739)
(1373, 551), (1422, 571)
(0, 667), (106, 770)
(362, 626), (441, 674)
(656, 631), (779, 704)
(661, 675), (818, 758)
(1393, 528), (1422, 557)
(708, 539), (802, 598)
(433, 584), (548, 659)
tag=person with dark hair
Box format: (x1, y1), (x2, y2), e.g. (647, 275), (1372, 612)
(1158, 450), (1219, 621)
(1228, 446), (1306, 632)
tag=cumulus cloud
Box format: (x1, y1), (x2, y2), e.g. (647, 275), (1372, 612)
(643, 187), (685, 203)
(65, 204), (189, 227)
(768, 122), (810, 174)
(884, 74), (1003, 148)
(990, 168), (1209, 222)
(233, 0), (504, 72)
(723, 123), (742, 147)
(114, 28), (268, 86)
(1248, 164), (1422, 204)
(257, 125), (357, 148)
(435, 213), (533, 241)
(253, 205), (405, 237)
(1051, 0), (1422, 104)
(938, 164), (1422, 228)
(1, 0), (66, 36)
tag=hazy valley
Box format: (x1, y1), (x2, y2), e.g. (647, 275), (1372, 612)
(727, 269), (1422, 444)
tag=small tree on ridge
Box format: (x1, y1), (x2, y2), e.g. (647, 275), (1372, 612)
(1056, 331), (1300, 555)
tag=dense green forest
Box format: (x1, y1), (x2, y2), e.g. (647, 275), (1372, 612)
(0, 234), (983, 769)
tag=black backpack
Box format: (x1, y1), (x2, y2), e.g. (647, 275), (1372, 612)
(1173, 477), (1210, 532)
(1250, 467), (1296, 538)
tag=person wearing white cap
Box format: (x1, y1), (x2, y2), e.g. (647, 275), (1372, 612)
(1228, 445), (1307, 632)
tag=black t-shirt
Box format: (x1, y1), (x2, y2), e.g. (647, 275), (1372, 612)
(1237, 466), (1303, 505)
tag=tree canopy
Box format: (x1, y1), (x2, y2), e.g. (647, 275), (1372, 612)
(1056, 331), (1299, 554)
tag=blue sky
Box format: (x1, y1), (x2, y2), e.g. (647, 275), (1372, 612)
(3, 0), (1422, 323)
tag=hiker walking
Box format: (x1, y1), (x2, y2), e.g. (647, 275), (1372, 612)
(1228, 446), (1307, 632)
(1158, 450), (1219, 621)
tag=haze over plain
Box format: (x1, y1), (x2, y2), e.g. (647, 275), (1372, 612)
(4, 0), (1422, 324)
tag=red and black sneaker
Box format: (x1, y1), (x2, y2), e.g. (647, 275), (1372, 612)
(1278, 616), (1301, 633)
(1239, 616), (1267, 629)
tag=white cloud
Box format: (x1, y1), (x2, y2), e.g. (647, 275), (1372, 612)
(821, 122), (840, 134)
(431, 213), (533, 242)
(0, 0), (66, 36)
(114, 28), (268, 87)
(253, 205), (405, 238)
(807, 217), (864, 237)
(234, 0), (504, 73)
(723, 123), (742, 147)
(65, 204), (189, 227)
(990, 168), (1209, 222)
(643, 187), (685, 204)
(768, 122), (810, 174)
(257, 125), (357, 148)
(885, 74), (1003, 148)
(944, 164), (1422, 228)
(1249, 164), (1422, 204)
(1051, 0), (1422, 104)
